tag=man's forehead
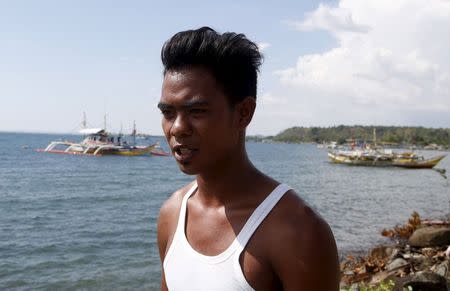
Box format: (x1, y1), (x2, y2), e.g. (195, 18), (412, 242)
(160, 82), (208, 104)
(161, 69), (227, 105)
(163, 69), (190, 83)
(161, 71), (208, 99)
(163, 67), (215, 85)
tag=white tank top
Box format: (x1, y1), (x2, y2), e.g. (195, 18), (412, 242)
(163, 182), (292, 291)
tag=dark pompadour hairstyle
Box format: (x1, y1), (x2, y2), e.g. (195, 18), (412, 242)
(161, 27), (263, 106)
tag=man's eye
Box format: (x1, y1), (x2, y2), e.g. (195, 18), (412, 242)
(161, 110), (175, 119)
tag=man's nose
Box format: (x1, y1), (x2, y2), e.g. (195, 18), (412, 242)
(170, 113), (193, 137)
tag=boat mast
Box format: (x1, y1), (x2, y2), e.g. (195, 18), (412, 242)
(131, 120), (137, 146)
(351, 128), (355, 149)
(103, 113), (107, 131)
(373, 127), (377, 148)
(82, 112), (87, 129)
(117, 122), (123, 145)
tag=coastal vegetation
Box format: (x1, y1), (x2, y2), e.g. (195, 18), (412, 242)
(248, 126), (450, 147)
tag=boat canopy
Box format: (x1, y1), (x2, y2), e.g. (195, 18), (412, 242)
(79, 128), (105, 135)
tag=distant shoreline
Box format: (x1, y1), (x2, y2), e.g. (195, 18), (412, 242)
(247, 125), (450, 150)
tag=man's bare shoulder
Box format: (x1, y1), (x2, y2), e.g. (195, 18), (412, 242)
(272, 190), (330, 233)
(159, 181), (196, 223)
(262, 189), (340, 290)
(157, 181), (196, 260)
(260, 190), (333, 251)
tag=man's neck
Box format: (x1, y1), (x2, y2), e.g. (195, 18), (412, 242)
(194, 154), (264, 208)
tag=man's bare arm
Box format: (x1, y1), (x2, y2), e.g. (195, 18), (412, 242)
(157, 183), (194, 291)
(157, 199), (171, 291)
(269, 193), (340, 291)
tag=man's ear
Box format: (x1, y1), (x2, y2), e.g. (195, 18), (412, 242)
(236, 96), (256, 129)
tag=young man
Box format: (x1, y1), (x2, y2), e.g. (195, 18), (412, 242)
(157, 27), (339, 291)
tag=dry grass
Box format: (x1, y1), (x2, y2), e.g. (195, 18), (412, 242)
(381, 212), (421, 240)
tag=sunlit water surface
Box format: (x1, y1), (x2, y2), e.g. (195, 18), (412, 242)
(1, 132), (449, 290)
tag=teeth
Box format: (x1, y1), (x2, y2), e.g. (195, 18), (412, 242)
(179, 148), (192, 155)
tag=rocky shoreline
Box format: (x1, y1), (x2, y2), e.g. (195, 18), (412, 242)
(340, 212), (450, 291)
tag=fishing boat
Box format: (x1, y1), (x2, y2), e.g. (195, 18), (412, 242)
(392, 154), (446, 169)
(328, 150), (446, 169)
(37, 128), (157, 156)
(36, 116), (168, 157)
(327, 127), (446, 169)
(149, 144), (172, 156)
(103, 144), (156, 156)
(328, 150), (394, 167)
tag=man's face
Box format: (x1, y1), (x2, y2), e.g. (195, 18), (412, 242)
(159, 66), (241, 175)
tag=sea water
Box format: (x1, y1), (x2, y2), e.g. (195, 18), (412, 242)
(1, 132), (449, 290)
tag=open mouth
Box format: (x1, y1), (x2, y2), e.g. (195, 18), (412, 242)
(173, 146), (197, 162)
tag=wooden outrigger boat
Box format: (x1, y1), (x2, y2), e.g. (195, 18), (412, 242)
(36, 128), (158, 156)
(392, 154), (446, 169)
(37, 142), (161, 157)
(36, 119), (170, 157)
(328, 150), (446, 169)
(328, 150), (394, 167)
(327, 127), (446, 169)
(92, 144), (157, 156)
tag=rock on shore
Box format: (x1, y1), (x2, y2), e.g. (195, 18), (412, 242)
(409, 227), (450, 247)
(340, 214), (450, 291)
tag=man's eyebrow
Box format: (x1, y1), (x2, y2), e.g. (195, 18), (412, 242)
(157, 100), (210, 110)
(157, 102), (172, 110)
(181, 100), (209, 109)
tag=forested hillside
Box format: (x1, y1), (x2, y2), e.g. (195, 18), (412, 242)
(271, 126), (450, 146)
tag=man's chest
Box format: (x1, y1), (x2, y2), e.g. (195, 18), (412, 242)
(185, 204), (246, 255)
(183, 205), (281, 290)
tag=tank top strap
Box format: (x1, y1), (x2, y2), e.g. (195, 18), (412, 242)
(235, 184), (292, 251)
(174, 181), (198, 237)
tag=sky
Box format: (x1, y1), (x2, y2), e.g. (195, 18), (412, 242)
(1, 0), (449, 135)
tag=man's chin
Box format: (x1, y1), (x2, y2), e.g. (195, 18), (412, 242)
(177, 163), (199, 175)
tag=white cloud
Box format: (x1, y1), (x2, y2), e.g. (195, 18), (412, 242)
(260, 92), (287, 106)
(275, 0), (450, 128)
(287, 3), (369, 34)
(257, 42), (271, 52)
